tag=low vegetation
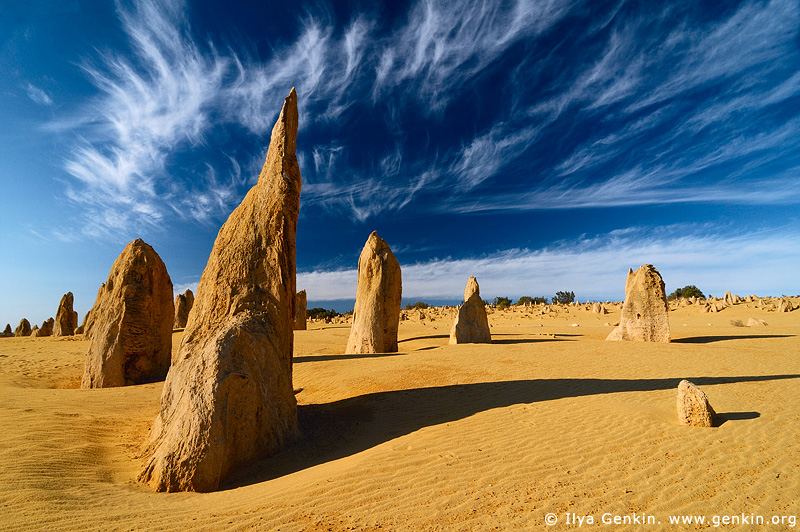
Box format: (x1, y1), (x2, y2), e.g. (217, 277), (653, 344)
(553, 291), (576, 304)
(404, 301), (429, 310)
(306, 307), (340, 320)
(668, 285), (705, 300)
(516, 296), (549, 305)
(493, 296), (512, 310)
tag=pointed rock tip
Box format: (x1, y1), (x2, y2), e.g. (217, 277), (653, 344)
(464, 276), (480, 300)
(365, 231), (390, 252)
(271, 88), (298, 155)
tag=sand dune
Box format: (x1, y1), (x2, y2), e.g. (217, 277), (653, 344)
(1, 300), (798, 530)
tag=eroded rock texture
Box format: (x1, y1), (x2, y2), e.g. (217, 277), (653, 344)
(345, 232), (402, 354)
(138, 89), (302, 493)
(81, 239), (174, 388)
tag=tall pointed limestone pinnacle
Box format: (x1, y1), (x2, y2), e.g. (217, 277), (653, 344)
(606, 264), (670, 342)
(449, 276), (491, 344)
(345, 231), (402, 354)
(138, 88), (302, 492)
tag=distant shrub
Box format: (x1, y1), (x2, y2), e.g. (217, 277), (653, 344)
(553, 291), (575, 304)
(668, 285), (705, 300)
(493, 296), (512, 310)
(307, 307), (339, 320)
(730, 319), (745, 327)
(516, 296), (549, 305)
(404, 301), (429, 310)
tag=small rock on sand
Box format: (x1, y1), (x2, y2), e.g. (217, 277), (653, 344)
(677, 380), (716, 427)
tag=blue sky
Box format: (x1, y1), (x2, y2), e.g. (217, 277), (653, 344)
(1, 0), (799, 326)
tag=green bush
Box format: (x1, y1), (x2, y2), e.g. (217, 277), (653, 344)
(493, 296), (512, 310)
(553, 291), (575, 304)
(307, 307), (340, 320)
(517, 296), (549, 305)
(404, 301), (429, 310)
(668, 285), (705, 300)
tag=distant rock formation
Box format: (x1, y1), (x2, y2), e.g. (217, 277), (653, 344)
(345, 231), (402, 354)
(778, 298), (793, 313)
(449, 276), (491, 344)
(2, 324), (12, 337)
(592, 302), (607, 314)
(30, 325), (40, 336)
(14, 319), (31, 337)
(747, 317), (767, 327)
(677, 380), (715, 427)
(81, 239), (174, 388)
(34, 317), (54, 337)
(723, 291), (741, 306)
(606, 264), (670, 342)
(54, 292), (78, 336)
(294, 289), (307, 330)
(138, 89), (302, 493)
(173, 289), (195, 329)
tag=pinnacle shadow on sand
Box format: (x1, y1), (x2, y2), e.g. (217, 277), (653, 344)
(398, 334), (449, 343)
(491, 337), (575, 345)
(714, 411), (760, 427)
(672, 335), (795, 344)
(294, 352), (409, 363)
(222, 373), (800, 490)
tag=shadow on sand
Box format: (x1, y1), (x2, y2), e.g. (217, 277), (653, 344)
(398, 334), (449, 343)
(491, 337), (575, 345)
(715, 411), (761, 427)
(294, 352), (409, 363)
(672, 335), (794, 344)
(223, 373), (800, 490)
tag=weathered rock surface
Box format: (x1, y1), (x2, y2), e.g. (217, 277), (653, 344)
(723, 291), (733, 306)
(747, 317), (767, 327)
(138, 89), (302, 493)
(81, 239), (174, 388)
(54, 292), (78, 336)
(778, 298), (793, 312)
(2, 324), (12, 337)
(82, 285), (105, 340)
(30, 325), (40, 336)
(345, 231), (402, 354)
(592, 302), (607, 314)
(677, 380), (716, 427)
(449, 276), (491, 344)
(294, 290), (307, 330)
(606, 264), (670, 342)
(173, 289), (195, 329)
(34, 318), (54, 337)
(14, 319), (31, 337)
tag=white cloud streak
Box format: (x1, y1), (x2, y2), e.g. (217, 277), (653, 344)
(25, 82), (53, 106)
(371, 0), (575, 109)
(56, 0), (800, 235)
(299, 225), (800, 301)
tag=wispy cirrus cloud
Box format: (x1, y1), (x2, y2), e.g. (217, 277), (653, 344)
(299, 224), (800, 301)
(55, 0), (800, 238)
(370, 0), (576, 109)
(55, 0), (581, 236)
(25, 82), (53, 106)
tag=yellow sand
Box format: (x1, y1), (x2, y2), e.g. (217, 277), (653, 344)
(1, 300), (798, 531)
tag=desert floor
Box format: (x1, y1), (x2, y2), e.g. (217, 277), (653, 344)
(1, 300), (798, 531)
